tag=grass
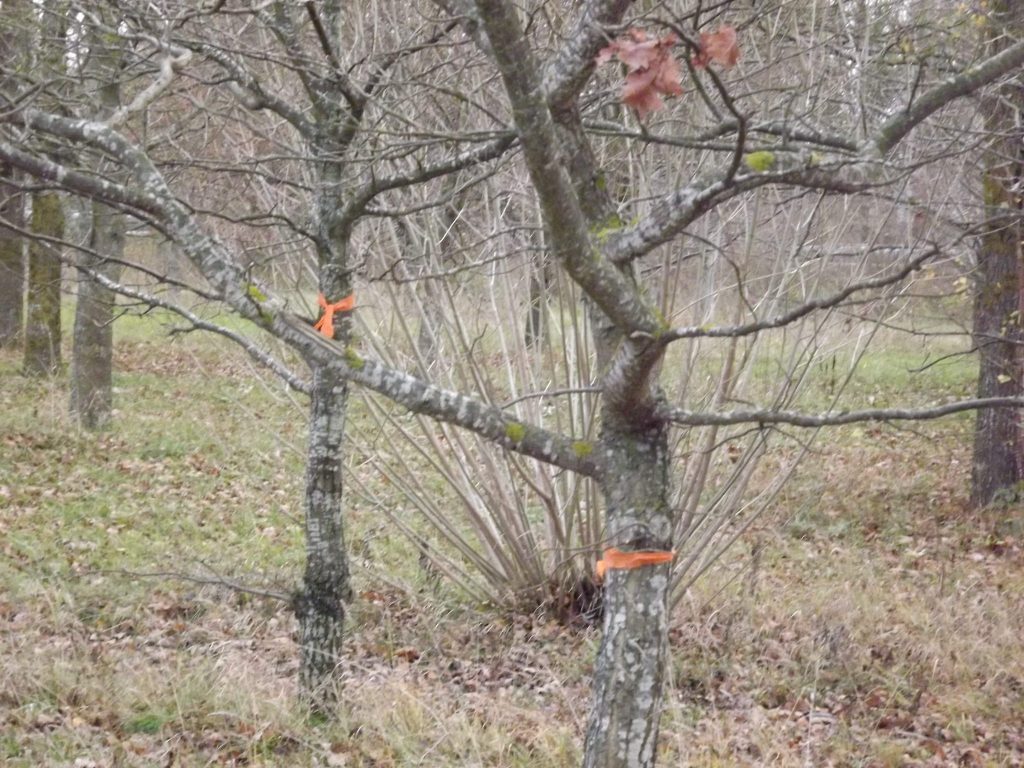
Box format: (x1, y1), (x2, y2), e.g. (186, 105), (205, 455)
(2, 309), (1023, 766)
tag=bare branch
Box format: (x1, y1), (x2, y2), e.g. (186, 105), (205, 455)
(280, 314), (604, 477)
(874, 38), (1024, 155)
(15, 221), (311, 394)
(661, 243), (940, 342)
(603, 38), (1024, 266)
(472, 0), (661, 338)
(662, 398), (1024, 428)
(189, 42), (315, 136)
(107, 49), (192, 129)
(0, 108), (600, 477)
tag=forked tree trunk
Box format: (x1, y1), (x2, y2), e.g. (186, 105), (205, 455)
(585, 419), (674, 768)
(0, 167), (23, 347)
(970, 0), (1023, 508)
(296, 361), (352, 713)
(24, 192), (63, 375)
(70, 201), (124, 428)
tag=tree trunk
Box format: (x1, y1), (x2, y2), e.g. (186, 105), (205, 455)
(70, 201), (124, 428)
(0, 0), (28, 346)
(23, 192), (63, 375)
(971, 222), (1022, 506)
(296, 119), (354, 713)
(970, 0), (1024, 508)
(70, 15), (124, 429)
(296, 360), (352, 714)
(0, 166), (23, 347)
(584, 419), (674, 768)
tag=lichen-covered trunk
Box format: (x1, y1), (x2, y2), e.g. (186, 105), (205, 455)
(297, 361), (351, 713)
(971, 0), (1023, 508)
(24, 192), (63, 375)
(297, 114), (353, 713)
(70, 201), (124, 429)
(585, 420), (673, 768)
(0, 168), (23, 347)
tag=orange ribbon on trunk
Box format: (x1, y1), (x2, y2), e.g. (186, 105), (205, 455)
(595, 547), (674, 581)
(314, 292), (355, 338)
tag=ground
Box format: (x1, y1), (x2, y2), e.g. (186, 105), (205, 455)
(1, 313), (1022, 767)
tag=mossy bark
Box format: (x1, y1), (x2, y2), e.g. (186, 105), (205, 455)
(0, 0), (29, 345)
(971, 0), (1024, 508)
(71, 21), (124, 429)
(0, 168), (23, 347)
(23, 193), (63, 375)
(70, 201), (124, 429)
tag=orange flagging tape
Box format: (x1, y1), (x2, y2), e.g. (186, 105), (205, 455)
(595, 547), (674, 581)
(314, 292), (355, 338)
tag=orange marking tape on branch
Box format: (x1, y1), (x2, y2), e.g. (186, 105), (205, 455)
(314, 292), (355, 338)
(595, 547), (674, 581)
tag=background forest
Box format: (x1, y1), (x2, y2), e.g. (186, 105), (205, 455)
(1, 0), (1022, 765)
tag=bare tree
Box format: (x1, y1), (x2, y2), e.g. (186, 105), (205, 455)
(3, 1), (1024, 766)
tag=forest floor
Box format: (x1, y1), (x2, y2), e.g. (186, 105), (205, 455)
(1, 314), (1023, 767)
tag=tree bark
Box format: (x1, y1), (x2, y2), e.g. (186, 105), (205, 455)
(0, 0), (30, 347)
(296, 85), (355, 710)
(584, 418), (674, 768)
(971, 0), (1024, 508)
(70, 15), (125, 429)
(296, 359), (352, 713)
(295, 254), (353, 714)
(23, 192), (63, 375)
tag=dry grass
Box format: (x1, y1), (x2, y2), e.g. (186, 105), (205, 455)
(2, 315), (1023, 767)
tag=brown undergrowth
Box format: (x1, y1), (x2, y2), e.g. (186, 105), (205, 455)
(2, 324), (1022, 767)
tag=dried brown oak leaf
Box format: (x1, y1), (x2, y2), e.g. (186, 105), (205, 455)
(597, 29), (683, 119)
(692, 25), (741, 69)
